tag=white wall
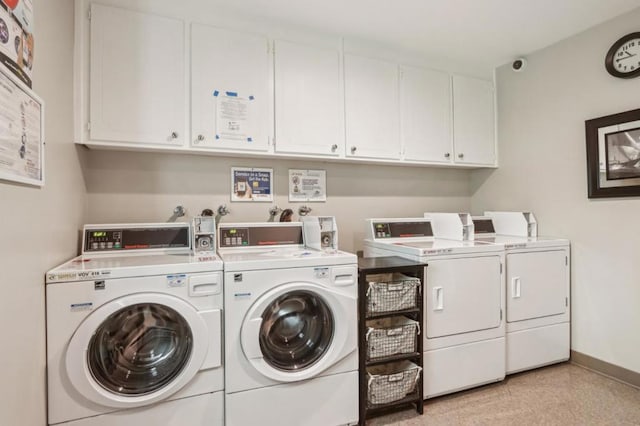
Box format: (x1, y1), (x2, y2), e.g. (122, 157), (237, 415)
(471, 8), (640, 373)
(83, 150), (471, 253)
(0, 0), (86, 425)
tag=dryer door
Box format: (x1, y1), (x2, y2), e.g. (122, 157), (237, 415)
(426, 255), (502, 338)
(240, 282), (356, 382)
(66, 293), (209, 408)
(506, 249), (568, 322)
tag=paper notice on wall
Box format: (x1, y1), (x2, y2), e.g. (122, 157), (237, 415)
(0, 65), (44, 186)
(289, 169), (326, 202)
(215, 91), (254, 143)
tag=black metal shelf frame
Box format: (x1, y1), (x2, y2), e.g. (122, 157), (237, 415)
(357, 256), (427, 425)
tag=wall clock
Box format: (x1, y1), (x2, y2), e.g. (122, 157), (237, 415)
(605, 32), (640, 78)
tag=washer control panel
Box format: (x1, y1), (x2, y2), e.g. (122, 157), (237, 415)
(82, 223), (191, 254)
(85, 230), (123, 251)
(219, 224), (304, 248)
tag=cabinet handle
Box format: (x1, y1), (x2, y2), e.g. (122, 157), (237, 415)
(444, 152), (450, 158)
(171, 131), (179, 139)
(197, 134), (205, 142)
(350, 146), (357, 154)
(458, 153), (464, 159)
(331, 144), (338, 152)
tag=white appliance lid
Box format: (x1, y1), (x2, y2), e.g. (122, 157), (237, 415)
(46, 253), (223, 283)
(475, 235), (570, 248)
(218, 247), (357, 271)
(364, 238), (503, 256)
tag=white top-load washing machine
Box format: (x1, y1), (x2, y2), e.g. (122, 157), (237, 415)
(363, 217), (506, 399)
(219, 221), (359, 426)
(472, 212), (570, 374)
(46, 219), (224, 426)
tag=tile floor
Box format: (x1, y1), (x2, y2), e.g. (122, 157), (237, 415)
(368, 363), (640, 425)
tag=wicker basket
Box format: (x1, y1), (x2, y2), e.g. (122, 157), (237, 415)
(366, 316), (420, 360)
(367, 361), (422, 406)
(366, 273), (420, 314)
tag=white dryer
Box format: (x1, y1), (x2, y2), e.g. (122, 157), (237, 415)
(219, 222), (359, 426)
(474, 212), (570, 374)
(363, 218), (506, 399)
(46, 222), (224, 426)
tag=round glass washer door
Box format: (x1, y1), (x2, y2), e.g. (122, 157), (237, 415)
(87, 302), (193, 395)
(259, 290), (334, 371)
(66, 293), (209, 409)
(240, 282), (356, 383)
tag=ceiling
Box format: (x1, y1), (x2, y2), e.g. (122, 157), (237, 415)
(212, 0), (640, 75)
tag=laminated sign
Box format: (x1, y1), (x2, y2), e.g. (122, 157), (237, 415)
(231, 167), (273, 202)
(289, 169), (326, 202)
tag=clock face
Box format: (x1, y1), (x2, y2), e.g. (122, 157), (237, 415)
(606, 32), (640, 78)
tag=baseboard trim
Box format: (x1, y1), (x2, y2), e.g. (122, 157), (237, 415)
(571, 350), (640, 389)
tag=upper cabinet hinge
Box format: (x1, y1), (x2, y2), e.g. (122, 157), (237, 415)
(565, 297), (568, 307)
(86, 122), (91, 131)
(565, 256), (568, 266)
(500, 309), (503, 321)
(88, 8), (91, 21)
(500, 263), (503, 274)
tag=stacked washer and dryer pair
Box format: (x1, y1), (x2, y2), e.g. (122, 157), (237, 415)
(46, 217), (360, 426)
(363, 212), (570, 399)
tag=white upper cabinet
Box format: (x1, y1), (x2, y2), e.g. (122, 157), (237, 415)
(191, 24), (270, 152)
(89, 4), (186, 146)
(274, 40), (344, 156)
(77, 2), (498, 168)
(400, 66), (452, 163)
(452, 75), (496, 166)
(344, 54), (400, 160)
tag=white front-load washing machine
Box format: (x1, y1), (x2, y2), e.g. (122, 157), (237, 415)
(474, 212), (570, 374)
(363, 218), (506, 399)
(46, 222), (224, 426)
(218, 222), (359, 426)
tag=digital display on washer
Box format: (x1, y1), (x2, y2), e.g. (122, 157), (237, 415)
(219, 226), (303, 247)
(84, 227), (190, 252)
(373, 222), (433, 238)
(473, 219), (496, 234)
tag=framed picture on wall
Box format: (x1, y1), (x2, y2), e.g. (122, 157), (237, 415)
(585, 108), (640, 198)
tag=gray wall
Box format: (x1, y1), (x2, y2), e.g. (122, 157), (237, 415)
(471, 8), (640, 373)
(83, 150), (472, 253)
(0, 1), (86, 425)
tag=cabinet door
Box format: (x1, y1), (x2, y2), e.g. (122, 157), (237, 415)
(452, 75), (496, 165)
(89, 4), (186, 146)
(344, 54), (400, 160)
(274, 40), (343, 156)
(400, 66), (452, 163)
(191, 24), (270, 151)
